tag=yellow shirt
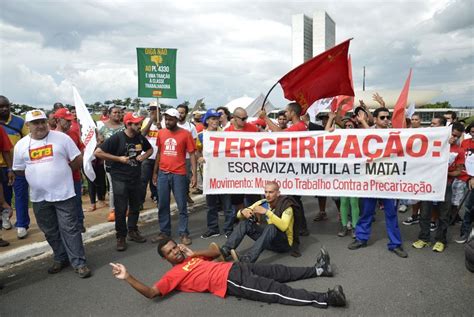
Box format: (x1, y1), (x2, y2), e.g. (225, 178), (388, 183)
(0, 114), (29, 167)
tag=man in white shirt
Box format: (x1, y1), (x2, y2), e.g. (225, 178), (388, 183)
(176, 104), (197, 204)
(12, 110), (91, 278)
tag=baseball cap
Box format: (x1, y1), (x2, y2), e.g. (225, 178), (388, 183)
(148, 101), (160, 110)
(25, 110), (47, 122)
(202, 109), (221, 126)
(53, 108), (75, 121)
(164, 108), (180, 119)
(123, 112), (144, 125)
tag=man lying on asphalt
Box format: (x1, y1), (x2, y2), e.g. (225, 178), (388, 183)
(110, 238), (346, 308)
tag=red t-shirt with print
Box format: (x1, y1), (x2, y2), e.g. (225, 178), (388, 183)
(285, 121), (307, 132)
(224, 122), (259, 132)
(449, 144), (469, 183)
(156, 128), (196, 175)
(154, 257), (233, 298)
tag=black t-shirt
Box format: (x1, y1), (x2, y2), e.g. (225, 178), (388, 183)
(308, 122), (324, 131)
(100, 131), (152, 181)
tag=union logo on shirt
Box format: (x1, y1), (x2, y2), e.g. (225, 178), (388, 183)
(29, 144), (53, 161)
(182, 257), (203, 272)
(163, 138), (178, 156)
(148, 130), (158, 138)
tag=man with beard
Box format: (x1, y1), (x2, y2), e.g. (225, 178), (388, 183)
(13, 110), (91, 278)
(95, 112), (152, 251)
(110, 240), (345, 308)
(152, 109), (197, 246)
(0, 96), (30, 239)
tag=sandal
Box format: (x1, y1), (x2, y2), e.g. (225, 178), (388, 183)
(313, 212), (328, 222)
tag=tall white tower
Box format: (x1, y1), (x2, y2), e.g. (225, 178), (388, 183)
(312, 11), (335, 56)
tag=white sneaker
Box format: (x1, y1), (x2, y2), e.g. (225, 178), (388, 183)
(17, 227), (28, 239)
(398, 204), (408, 213)
(2, 209), (12, 230)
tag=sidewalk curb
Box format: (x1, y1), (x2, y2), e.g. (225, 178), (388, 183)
(0, 195), (206, 270)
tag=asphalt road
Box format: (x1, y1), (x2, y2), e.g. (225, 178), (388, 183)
(0, 197), (472, 316)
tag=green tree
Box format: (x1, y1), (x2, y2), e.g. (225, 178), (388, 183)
(420, 101), (451, 108)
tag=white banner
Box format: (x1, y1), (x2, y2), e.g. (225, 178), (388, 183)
(72, 86), (97, 181)
(203, 127), (451, 201)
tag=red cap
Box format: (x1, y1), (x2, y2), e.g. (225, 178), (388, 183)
(53, 108), (74, 121)
(123, 112), (144, 125)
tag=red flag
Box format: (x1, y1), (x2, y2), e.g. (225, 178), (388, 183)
(279, 39), (354, 115)
(331, 55), (355, 116)
(391, 69), (412, 128)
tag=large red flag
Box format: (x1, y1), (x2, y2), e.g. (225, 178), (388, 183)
(331, 55), (354, 116)
(391, 69), (412, 128)
(279, 39), (354, 115)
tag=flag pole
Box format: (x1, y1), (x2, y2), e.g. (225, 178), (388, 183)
(261, 81), (279, 110)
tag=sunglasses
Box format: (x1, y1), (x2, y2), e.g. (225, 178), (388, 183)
(378, 116), (390, 120)
(235, 116), (248, 121)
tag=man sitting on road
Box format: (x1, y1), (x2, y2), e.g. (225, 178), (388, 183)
(220, 181), (304, 262)
(110, 238), (345, 308)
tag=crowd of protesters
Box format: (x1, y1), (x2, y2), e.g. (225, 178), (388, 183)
(0, 92), (472, 285)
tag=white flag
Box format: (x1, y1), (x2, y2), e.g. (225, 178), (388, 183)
(306, 97), (334, 122)
(72, 86), (97, 181)
(405, 103), (416, 118)
(246, 93), (276, 117)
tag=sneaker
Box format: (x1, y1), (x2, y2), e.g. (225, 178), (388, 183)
(432, 241), (445, 252)
(75, 265), (92, 278)
(0, 239), (10, 247)
(200, 230), (220, 239)
(315, 247), (333, 277)
(128, 230), (147, 243)
(402, 216), (419, 225)
(430, 221), (438, 232)
(116, 237), (127, 251)
(2, 208), (12, 230)
(150, 232), (170, 243)
(220, 246), (231, 258)
(412, 240), (430, 249)
(391, 246), (408, 258)
(107, 210), (115, 222)
(327, 285), (346, 307)
(346, 221), (352, 230)
(209, 242), (225, 262)
(180, 234), (192, 246)
(47, 261), (69, 274)
(17, 227), (28, 239)
(455, 234), (468, 244)
(348, 240), (367, 250)
(313, 212), (328, 222)
(398, 204), (408, 213)
(337, 226), (348, 237)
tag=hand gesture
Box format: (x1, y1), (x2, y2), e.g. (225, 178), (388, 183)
(372, 93), (385, 107)
(356, 110), (367, 123)
(178, 244), (194, 258)
(258, 109), (267, 119)
(241, 208), (253, 219)
(253, 205), (268, 215)
(110, 263), (129, 280)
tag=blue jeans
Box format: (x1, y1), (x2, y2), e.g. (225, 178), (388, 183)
(74, 180), (84, 227)
(356, 198), (403, 250)
(206, 194), (234, 234)
(224, 221), (291, 263)
(1, 168), (30, 229)
(158, 170), (189, 236)
(140, 159), (157, 204)
(32, 197), (87, 268)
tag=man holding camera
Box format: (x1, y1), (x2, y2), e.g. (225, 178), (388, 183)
(95, 112), (153, 251)
(220, 181), (304, 263)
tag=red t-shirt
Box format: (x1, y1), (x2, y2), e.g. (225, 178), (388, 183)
(66, 129), (85, 181)
(225, 122), (259, 132)
(156, 128), (196, 175)
(154, 257), (233, 298)
(0, 126), (13, 151)
(100, 115), (109, 122)
(195, 123), (205, 133)
(70, 120), (80, 135)
(449, 144), (469, 183)
(285, 121), (308, 132)
(461, 138), (474, 152)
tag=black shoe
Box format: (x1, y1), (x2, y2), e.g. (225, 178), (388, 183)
(0, 239), (10, 247)
(47, 261), (70, 274)
(200, 230), (220, 239)
(327, 285), (346, 307)
(348, 240), (367, 250)
(220, 246), (231, 258)
(315, 247), (333, 277)
(128, 230), (147, 243)
(391, 246), (408, 258)
(116, 237), (127, 251)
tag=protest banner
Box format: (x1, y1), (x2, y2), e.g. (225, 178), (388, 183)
(72, 86), (97, 181)
(137, 48), (177, 98)
(202, 127), (450, 201)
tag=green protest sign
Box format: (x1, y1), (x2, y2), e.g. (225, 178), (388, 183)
(137, 48), (177, 98)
